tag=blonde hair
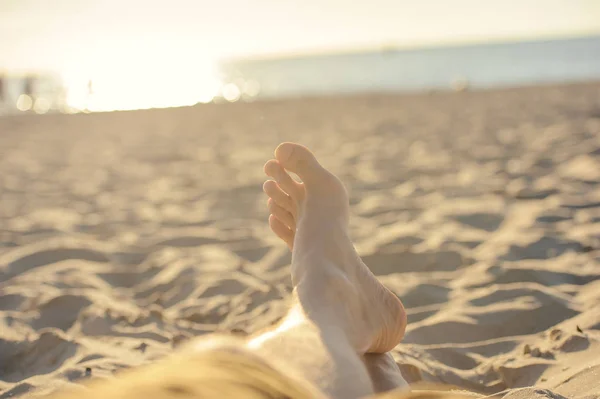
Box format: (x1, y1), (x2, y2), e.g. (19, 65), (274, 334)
(51, 336), (475, 399)
(52, 336), (321, 399)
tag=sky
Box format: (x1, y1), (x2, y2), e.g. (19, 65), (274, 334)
(1, 0), (599, 73)
(1, 0), (599, 111)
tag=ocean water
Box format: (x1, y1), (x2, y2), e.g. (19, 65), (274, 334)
(220, 35), (600, 99)
(1, 35), (599, 114)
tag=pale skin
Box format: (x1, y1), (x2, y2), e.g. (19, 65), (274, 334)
(246, 142), (410, 398)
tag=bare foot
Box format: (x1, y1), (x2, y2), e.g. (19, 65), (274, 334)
(263, 143), (407, 353)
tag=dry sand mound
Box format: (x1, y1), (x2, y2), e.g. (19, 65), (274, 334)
(0, 82), (599, 398)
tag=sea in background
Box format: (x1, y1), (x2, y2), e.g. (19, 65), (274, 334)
(220, 35), (600, 98)
(1, 35), (599, 114)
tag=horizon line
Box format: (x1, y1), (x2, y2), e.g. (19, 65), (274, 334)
(222, 30), (600, 64)
(2, 29), (599, 75)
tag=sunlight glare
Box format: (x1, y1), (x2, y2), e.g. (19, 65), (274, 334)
(61, 56), (223, 112)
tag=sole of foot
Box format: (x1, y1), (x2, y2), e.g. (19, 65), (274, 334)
(263, 142), (407, 353)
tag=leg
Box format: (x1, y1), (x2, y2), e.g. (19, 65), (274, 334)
(248, 302), (376, 398)
(251, 143), (409, 398)
(363, 353), (409, 394)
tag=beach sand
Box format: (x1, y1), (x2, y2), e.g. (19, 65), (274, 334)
(0, 82), (599, 398)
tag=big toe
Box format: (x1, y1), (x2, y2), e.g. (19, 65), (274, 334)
(274, 143), (323, 184)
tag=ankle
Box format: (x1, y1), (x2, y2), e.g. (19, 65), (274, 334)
(293, 272), (358, 320)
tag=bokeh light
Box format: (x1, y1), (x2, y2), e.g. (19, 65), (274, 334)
(222, 83), (241, 102)
(33, 97), (51, 114)
(243, 80), (261, 97)
(16, 94), (33, 111)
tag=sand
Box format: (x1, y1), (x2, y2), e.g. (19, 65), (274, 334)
(0, 82), (599, 398)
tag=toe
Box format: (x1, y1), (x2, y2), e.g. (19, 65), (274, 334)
(268, 198), (296, 230)
(269, 214), (294, 249)
(274, 142), (322, 183)
(263, 180), (295, 215)
(264, 159), (302, 198)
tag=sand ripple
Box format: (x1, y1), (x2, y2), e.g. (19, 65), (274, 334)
(0, 83), (599, 398)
